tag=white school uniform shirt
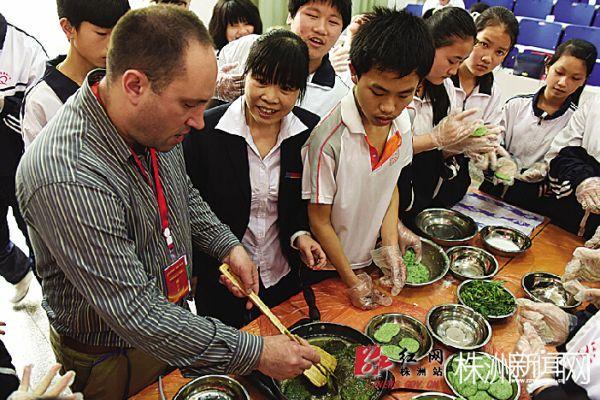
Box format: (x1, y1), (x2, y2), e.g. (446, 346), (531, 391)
(422, 0), (466, 15)
(21, 55), (79, 148)
(546, 94), (600, 165)
(408, 78), (459, 136)
(502, 87), (577, 169)
(302, 90), (413, 268)
(218, 34), (351, 118)
(215, 97), (308, 287)
(451, 74), (503, 126)
(0, 14), (46, 134)
(562, 312), (600, 399)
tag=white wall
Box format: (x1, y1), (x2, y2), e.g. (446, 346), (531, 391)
(0, 0), (217, 58)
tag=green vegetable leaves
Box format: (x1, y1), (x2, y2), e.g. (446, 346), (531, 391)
(460, 280), (516, 318)
(403, 249), (430, 284)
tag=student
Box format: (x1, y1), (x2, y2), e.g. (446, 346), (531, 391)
(215, 0), (352, 117)
(151, 0), (190, 7)
(21, 0), (130, 148)
(400, 7), (496, 221)
(542, 94), (600, 239)
(303, 8), (435, 309)
(0, 12), (46, 303)
(481, 39), (597, 215)
(422, 0), (466, 16)
(209, 0), (262, 51)
(453, 6), (518, 126)
(184, 29), (326, 328)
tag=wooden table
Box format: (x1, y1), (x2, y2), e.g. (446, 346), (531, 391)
(132, 222), (583, 400)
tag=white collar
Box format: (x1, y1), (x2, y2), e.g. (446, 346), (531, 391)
(340, 89), (404, 137)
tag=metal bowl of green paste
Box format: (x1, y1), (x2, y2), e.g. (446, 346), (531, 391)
(404, 238), (450, 287)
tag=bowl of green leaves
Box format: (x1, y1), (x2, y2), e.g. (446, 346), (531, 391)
(404, 238), (450, 287)
(457, 280), (517, 321)
(365, 313), (433, 362)
(444, 351), (521, 400)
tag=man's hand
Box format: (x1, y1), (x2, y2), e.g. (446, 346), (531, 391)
(220, 245), (258, 310)
(294, 234), (327, 269)
(8, 364), (82, 400)
(257, 335), (320, 380)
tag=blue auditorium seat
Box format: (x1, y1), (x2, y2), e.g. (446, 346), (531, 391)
(464, 0), (479, 10)
(513, 0), (554, 20)
(404, 3), (423, 16)
(587, 61), (600, 86)
(502, 47), (518, 68)
(561, 25), (600, 53)
(482, 0), (514, 9)
(517, 18), (563, 50)
(553, 0), (595, 26)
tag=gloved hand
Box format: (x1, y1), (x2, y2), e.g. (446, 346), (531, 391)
(516, 298), (576, 345)
(371, 245), (406, 296)
(576, 177), (600, 214)
(430, 109), (482, 149)
(518, 161), (549, 183)
(214, 62), (245, 102)
(329, 44), (349, 74)
(564, 279), (600, 308)
(562, 246), (600, 282)
(585, 226), (600, 249)
(347, 273), (392, 310)
(398, 221), (422, 261)
(8, 364), (82, 400)
(446, 125), (503, 156)
(513, 322), (552, 382)
(493, 155), (519, 186)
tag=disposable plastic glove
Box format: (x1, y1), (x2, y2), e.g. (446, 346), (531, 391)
(518, 161), (549, 183)
(371, 245), (406, 296)
(513, 322), (553, 382)
(564, 279), (600, 308)
(430, 109), (482, 149)
(347, 273), (392, 310)
(585, 226), (600, 249)
(576, 177), (600, 214)
(493, 155), (519, 186)
(8, 364), (82, 400)
(562, 246), (600, 283)
(214, 62), (245, 102)
(447, 125), (503, 156)
(329, 44), (349, 74)
(516, 298), (576, 345)
(398, 221), (422, 261)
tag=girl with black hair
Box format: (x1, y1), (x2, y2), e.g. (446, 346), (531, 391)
(183, 29), (326, 328)
(400, 7), (498, 221)
(453, 6), (519, 127)
(481, 39), (597, 217)
(208, 0), (262, 51)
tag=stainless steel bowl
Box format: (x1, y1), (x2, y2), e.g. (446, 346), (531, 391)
(405, 238), (450, 287)
(412, 393), (457, 400)
(446, 246), (498, 280)
(173, 375), (250, 400)
(444, 352), (521, 400)
(480, 226), (531, 257)
(365, 313), (434, 362)
(415, 208), (478, 246)
(522, 272), (582, 310)
(457, 279), (517, 321)
(426, 304), (492, 350)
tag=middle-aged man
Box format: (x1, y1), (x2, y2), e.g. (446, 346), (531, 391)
(15, 6), (318, 399)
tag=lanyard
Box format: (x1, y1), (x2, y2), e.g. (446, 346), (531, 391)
(129, 148), (175, 253)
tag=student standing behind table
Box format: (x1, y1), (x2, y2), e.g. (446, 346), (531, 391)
(422, 0), (466, 16)
(214, 0), (352, 118)
(183, 29), (326, 329)
(481, 39), (597, 217)
(21, 0), (130, 148)
(399, 7), (500, 222)
(0, 12), (46, 304)
(541, 94), (600, 240)
(303, 8), (435, 310)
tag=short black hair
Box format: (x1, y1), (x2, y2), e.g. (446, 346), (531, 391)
(350, 7), (434, 80)
(425, 6), (476, 48)
(57, 0), (130, 29)
(151, 0), (189, 5)
(470, 2), (490, 14)
(209, 0), (263, 50)
(475, 6), (519, 49)
(107, 6), (213, 92)
(244, 29), (309, 101)
(288, 0), (352, 29)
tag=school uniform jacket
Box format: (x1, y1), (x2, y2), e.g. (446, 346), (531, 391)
(183, 102), (320, 279)
(0, 13), (46, 176)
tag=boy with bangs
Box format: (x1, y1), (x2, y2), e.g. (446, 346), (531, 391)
(215, 0), (352, 117)
(302, 7), (435, 310)
(21, 0), (130, 147)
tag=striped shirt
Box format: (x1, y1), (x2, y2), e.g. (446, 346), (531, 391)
(15, 70), (263, 374)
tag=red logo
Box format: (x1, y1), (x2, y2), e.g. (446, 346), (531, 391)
(0, 71), (10, 86)
(354, 345), (394, 378)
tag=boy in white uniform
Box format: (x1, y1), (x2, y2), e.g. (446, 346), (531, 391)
(21, 0), (130, 147)
(302, 7), (435, 309)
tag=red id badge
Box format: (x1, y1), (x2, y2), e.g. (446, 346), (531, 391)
(162, 255), (190, 303)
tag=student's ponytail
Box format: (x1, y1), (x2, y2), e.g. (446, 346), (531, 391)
(547, 39), (597, 106)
